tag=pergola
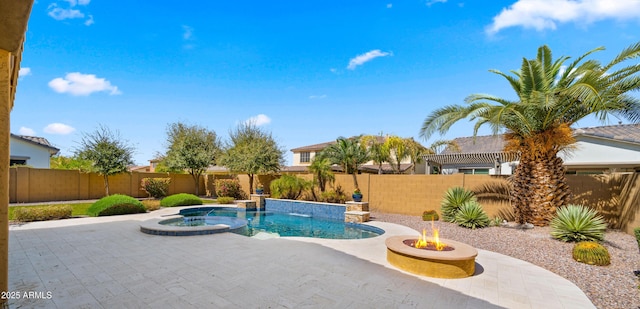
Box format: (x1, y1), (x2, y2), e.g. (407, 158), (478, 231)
(1, 1), (34, 306)
(423, 152), (520, 174)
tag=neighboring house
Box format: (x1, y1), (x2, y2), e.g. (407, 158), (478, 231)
(422, 124), (640, 175)
(288, 136), (417, 174)
(10, 134), (60, 168)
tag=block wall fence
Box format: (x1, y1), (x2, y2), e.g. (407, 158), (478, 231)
(10, 167), (640, 234)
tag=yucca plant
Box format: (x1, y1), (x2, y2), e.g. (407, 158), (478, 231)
(454, 201), (490, 229)
(441, 187), (477, 222)
(550, 204), (607, 242)
(572, 241), (611, 266)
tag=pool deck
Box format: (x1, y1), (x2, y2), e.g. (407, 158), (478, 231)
(8, 206), (595, 308)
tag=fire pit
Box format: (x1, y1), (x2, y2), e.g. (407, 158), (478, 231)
(385, 227), (478, 279)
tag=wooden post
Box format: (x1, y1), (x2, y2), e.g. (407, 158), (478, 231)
(0, 49), (11, 307)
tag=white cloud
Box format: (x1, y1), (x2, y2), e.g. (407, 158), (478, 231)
(18, 67), (31, 77)
(44, 123), (76, 135)
(182, 25), (194, 40)
(245, 114), (271, 126)
(347, 49), (392, 70)
(487, 0), (640, 35)
(48, 1), (93, 25)
(48, 5), (84, 20)
(84, 15), (94, 26)
(309, 95), (327, 100)
(387, 3), (393, 8)
(48, 72), (121, 96)
(426, 0), (447, 6)
(19, 127), (36, 136)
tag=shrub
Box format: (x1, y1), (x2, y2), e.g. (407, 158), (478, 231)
(550, 204), (607, 242)
(441, 187), (476, 223)
(216, 196), (235, 204)
(422, 210), (439, 221)
(572, 241), (611, 266)
(160, 193), (203, 207)
(319, 186), (347, 204)
(141, 178), (171, 198)
(454, 201), (490, 229)
(490, 216), (504, 227)
(634, 227), (640, 251)
(141, 199), (161, 211)
(270, 175), (311, 200)
(88, 194), (146, 217)
(215, 178), (247, 199)
(13, 205), (73, 222)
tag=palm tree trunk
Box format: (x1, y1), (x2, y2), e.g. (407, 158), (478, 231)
(351, 172), (359, 189)
(512, 151), (571, 226)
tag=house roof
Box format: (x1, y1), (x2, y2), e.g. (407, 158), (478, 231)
(290, 136), (387, 152)
(11, 134), (60, 155)
(423, 123), (640, 166)
(574, 123), (640, 144)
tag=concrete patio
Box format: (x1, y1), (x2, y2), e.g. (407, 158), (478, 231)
(8, 207), (595, 308)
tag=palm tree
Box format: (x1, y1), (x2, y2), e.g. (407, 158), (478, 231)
(323, 136), (370, 189)
(420, 43), (640, 226)
(361, 135), (390, 174)
(308, 153), (335, 193)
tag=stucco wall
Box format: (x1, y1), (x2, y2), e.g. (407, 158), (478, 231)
(10, 137), (51, 168)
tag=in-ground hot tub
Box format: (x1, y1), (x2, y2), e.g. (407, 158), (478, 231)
(385, 235), (478, 279)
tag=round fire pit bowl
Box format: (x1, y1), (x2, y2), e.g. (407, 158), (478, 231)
(385, 235), (478, 279)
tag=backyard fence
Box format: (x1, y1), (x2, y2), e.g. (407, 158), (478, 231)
(10, 167), (640, 235)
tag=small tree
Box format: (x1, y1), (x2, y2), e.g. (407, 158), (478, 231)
(50, 155), (93, 171)
(361, 135), (390, 174)
(323, 136), (369, 190)
(219, 122), (285, 194)
(75, 125), (135, 196)
(384, 136), (410, 174)
(163, 122), (221, 196)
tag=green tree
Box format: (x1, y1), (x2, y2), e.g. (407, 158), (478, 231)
(384, 136), (410, 174)
(75, 125), (135, 196)
(50, 155), (93, 171)
(163, 123), (221, 196)
(361, 135), (390, 174)
(420, 43), (640, 226)
(308, 153), (335, 193)
(405, 138), (428, 174)
(219, 122), (285, 194)
(323, 136), (369, 189)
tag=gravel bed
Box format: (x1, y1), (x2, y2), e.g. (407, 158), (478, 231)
(372, 212), (640, 309)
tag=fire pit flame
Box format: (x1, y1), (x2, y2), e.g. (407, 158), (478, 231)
(413, 221), (447, 251)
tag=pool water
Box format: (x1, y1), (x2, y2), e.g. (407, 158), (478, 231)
(168, 207), (383, 239)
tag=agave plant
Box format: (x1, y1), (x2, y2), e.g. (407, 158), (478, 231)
(441, 187), (477, 222)
(550, 204), (607, 242)
(454, 201), (490, 229)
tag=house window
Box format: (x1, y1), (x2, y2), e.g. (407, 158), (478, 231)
(10, 159), (27, 166)
(300, 152), (310, 163)
(459, 168), (489, 175)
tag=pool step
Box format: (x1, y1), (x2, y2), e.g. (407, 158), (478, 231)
(344, 211), (370, 223)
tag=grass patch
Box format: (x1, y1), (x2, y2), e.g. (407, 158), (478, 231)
(88, 194), (146, 217)
(13, 205), (72, 222)
(160, 193), (203, 207)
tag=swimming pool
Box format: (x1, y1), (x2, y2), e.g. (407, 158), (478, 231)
(161, 207), (384, 239)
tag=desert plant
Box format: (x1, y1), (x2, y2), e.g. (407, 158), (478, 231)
(572, 241), (611, 266)
(13, 205), (73, 222)
(215, 178), (247, 200)
(141, 200), (161, 211)
(160, 193), (203, 207)
(454, 201), (490, 229)
(141, 178), (171, 198)
(490, 216), (504, 227)
(216, 196), (235, 204)
(422, 210), (439, 221)
(270, 175), (311, 200)
(441, 187), (477, 222)
(88, 194), (146, 217)
(550, 204), (607, 242)
(319, 186), (347, 204)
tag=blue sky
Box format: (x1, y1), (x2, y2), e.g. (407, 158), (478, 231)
(12, 0), (640, 165)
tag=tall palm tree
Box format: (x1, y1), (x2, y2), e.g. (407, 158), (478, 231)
(420, 43), (640, 226)
(362, 135), (390, 174)
(323, 136), (370, 189)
